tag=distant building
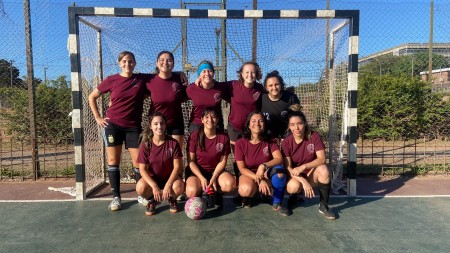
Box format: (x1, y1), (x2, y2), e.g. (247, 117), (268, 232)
(359, 43), (450, 65)
(420, 68), (450, 92)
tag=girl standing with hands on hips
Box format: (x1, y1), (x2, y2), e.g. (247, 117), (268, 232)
(88, 51), (148, 211)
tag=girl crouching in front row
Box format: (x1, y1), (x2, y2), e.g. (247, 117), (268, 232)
(136, 112), (185, 216)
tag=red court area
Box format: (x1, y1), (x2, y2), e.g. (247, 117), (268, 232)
(1, 176), (449, 201)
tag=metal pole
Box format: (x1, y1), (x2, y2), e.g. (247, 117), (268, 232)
(428, 0), (434, 82)
(252, 0), (257, 62)
(181, 1), (188, 76)
(221, 0), (227, 82)
(24, 0), (39, 179)
(44, 67), (47, 85)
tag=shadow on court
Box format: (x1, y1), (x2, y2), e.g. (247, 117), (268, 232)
(1, 197), (450, 253)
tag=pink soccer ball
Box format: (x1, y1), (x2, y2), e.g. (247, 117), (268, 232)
(184, 197), (206, 220)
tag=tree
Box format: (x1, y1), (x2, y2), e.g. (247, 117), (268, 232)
(0, 75), (72, 142)
(0, 59), (24, 88)
(358, 75), (450, 140)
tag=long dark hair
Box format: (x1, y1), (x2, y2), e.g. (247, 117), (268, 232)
(287, 104), (311, 139)
(141, 111), (166, 149)
(237, 61), (262, 83)
(242, 110), (269, 140)
(197, 107), (218, 151)
(155, 50), (174, 74)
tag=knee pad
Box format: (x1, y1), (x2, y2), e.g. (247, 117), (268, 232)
(271, 172), (286, 189)
(270, 166), (286, 205)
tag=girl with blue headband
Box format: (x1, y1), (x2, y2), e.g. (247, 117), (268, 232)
(186, 60), (229, 134)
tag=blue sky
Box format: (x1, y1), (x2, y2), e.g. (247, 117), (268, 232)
(0, 0), (449, 84)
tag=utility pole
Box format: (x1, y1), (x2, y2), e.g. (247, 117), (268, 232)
(428, 0), (434, 82)
(24, 0), (40, 179)
(44, 67), (47, 85)
(10, 60), (13, 88)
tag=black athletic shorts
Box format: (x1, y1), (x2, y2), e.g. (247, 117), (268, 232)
(166, 123), (185, 136)
(103, 122), (141, 149)
(227, 123), (243, 142)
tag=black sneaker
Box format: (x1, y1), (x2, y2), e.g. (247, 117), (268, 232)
(214, 193), (224, 209)
(287, 194), (298, 210)
(319, 203), (336, 220)
(145, 199), (158, 216)
(272, 203), (290, 217)
(168, 197), (179, 213)
(242, 197), (251, 208)
(206, 194), (215, 208)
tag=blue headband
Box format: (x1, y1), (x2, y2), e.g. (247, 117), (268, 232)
(197, 62), (214, 76)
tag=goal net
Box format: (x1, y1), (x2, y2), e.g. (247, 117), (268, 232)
(68, 7), (359, 199)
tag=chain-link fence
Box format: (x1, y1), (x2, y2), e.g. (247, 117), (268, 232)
(1, 0), (449, 181)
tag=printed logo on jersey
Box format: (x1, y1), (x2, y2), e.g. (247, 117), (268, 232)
(172, 82), (180, 92)
(263, 112), (270, 121)
(213, 92), (222, 102)
(281, 110), (288, 118)
(167, 148), (174, 158)
(307, 144), (315, 154)
(263, 146), (269, 157)
(216, 143), (224, 153)
(253, 91), (261, 101)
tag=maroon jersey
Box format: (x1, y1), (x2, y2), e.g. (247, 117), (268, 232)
(227, 80), (264, 131)
(146, 74), (186, 127)
(97, 73), (148, 128)
(186, 81), (229, 126)
(188, 130), (231, 173)
(281, 131), (325, 174)
(234, 138), (280, 172)
(137, 137), (183, 182)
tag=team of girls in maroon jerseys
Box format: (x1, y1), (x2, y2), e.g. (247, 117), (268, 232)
(90, 51), (334, 219)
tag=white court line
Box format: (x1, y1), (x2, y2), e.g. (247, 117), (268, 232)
(1, 195), (450, 203)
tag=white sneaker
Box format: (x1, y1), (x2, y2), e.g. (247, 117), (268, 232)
(109, 197), (121, 211)
(137, 195), (149, 206)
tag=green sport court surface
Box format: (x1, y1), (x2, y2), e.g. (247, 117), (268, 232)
(1, 195), (449, 253)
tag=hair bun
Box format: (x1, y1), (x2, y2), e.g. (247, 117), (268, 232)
(288, 104), (303, 112)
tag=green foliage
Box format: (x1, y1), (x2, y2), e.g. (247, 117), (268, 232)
(360, 52), (450, 78)
(0, 75), (73, 142)
(359, 75), (450, 139)
(0, 59), (24, 88)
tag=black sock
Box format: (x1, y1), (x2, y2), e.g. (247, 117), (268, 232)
(133, 167), (141, 183)
(318, 182), (331, 206)
(108, 165), (121, 198)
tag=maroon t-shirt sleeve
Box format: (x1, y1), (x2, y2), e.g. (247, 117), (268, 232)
(281, 135), (292, 158)
(96, 76), (111, 94)
(234, 138), (245, 162)
(171, 139), (183, 159)
(312, 132), (325, 151)
(137, 144), (150, 164)
(187, 130), (197, 154)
